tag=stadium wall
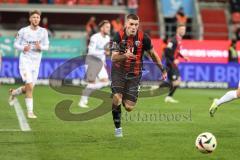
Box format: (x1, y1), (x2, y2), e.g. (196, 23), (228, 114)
(0, 38), (239, 88)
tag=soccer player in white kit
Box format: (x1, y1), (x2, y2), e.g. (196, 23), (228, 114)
(78, 20), (111, 108)
(209, 82), (240, 117)
(8, 10), (49, 119)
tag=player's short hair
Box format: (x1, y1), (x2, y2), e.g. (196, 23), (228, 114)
(127, 14), (139, 21)
(29, 10), (41, 17)
(98, 20), (110, 29)
(177, 23), (186, 28)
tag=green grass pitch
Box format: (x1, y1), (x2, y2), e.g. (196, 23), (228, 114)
(0, 84), (240, 160)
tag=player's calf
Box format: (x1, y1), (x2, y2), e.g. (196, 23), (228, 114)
(25, 83), (34, 97)
(8, 86), (26, 106)
(24, 83), (37, 118)
(236, 88), (240, 98)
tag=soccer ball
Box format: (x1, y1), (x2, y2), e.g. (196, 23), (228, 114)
(195, 132), (217, 153)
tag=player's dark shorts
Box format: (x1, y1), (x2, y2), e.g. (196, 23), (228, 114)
(111, 69), (141, 103)
(167, 67), (180, 81)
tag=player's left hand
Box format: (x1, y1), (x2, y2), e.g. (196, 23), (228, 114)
(105, 49), (111, 56)
(174, 59), (180, 65)
(161, 69), (167, 80)
(104, 43), (111, 56)
(35, 41), (41, 51)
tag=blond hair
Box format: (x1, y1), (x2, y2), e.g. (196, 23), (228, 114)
(29, 10), (41, 17)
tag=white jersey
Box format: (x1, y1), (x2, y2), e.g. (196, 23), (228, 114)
(14, 26), (49, 84)
(87, 32), (110, 62)
(14, 26), (49, 63)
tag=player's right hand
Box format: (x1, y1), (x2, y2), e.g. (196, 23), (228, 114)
(125, 48), (136, 59)
(161, 69), (167, 80)
(174, 59), (180, 65)
(35, 41), (41, 51)
(23, 45), (31, 53)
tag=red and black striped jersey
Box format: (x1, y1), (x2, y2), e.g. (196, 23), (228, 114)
(111, 29), (153, 76)
(164, 35), (184, 68)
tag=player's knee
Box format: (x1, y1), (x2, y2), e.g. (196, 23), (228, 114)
(124, 104), (134, 112)
(113, 94), (122, 106)
(236, 89), (240, 98)
(21, 86), (26, 94)
(173, 79), (181, 86)
(123, 100), (136, 112)
(16, 86), (26, 93)
(25, 83), (34, 92)
(26, 86), (33, 92)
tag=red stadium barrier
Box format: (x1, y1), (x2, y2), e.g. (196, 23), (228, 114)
(152, 39), (232, 64)
(78, 0), (100, 5)
(102, 0), (112, 5)
(54, 0), (64, 4)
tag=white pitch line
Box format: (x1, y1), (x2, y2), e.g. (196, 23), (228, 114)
(13, 99), (31, 132)
(0, 129), (21, 132)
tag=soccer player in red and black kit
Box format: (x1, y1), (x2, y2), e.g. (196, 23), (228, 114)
(111, 14), (167, 137)
(164, 24), (189, 103)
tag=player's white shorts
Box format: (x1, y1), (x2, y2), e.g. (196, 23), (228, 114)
(97, 66), (108, 79)
(238, 81), (240, 88)
(19, 54), (41, 85)
(85, 64), (108, 81)
(85, 55), (108, 81)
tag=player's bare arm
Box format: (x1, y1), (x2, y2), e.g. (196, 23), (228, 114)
(178, 51), (190, 62)
(147, 48), (167, 79)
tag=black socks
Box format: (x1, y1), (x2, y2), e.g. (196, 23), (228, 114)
(168, 86), (177, 97)
(112, 104), (121, 128)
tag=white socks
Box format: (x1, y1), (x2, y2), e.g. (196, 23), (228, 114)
(25, 98), (33, 113)
(80, 96), (88, 104)
(12, 87), (23, 96)
(216, 90), (238, 107)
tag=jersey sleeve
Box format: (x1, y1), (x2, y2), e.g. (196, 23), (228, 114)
(40, 29), (49, 51)
(142, 33), (153, 52)
(14, 28), (24, 51)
